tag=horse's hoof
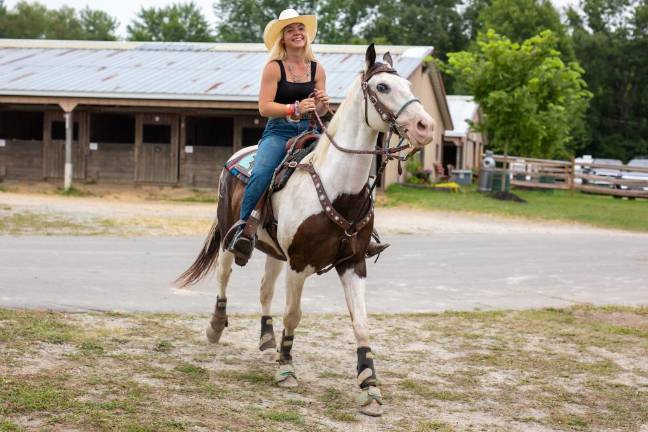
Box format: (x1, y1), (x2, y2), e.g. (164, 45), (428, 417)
(205, 324), (224, 344)
(206, 314), (228, 344)
(275, 364), (298, 388)
(260, 348), (277, 364)
(359, 399), (383, 417)
(357, 386), (383, 417)
(277, 375), (298, 388)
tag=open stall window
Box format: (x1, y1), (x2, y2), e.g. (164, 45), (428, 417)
(0, 111), (44, 140)
(90, 113), (135, 144)
(186, 117), (233, 147)
(51, 121), (79, 140)
(242, 127), (263, 147)
(143, 124), (171, 144)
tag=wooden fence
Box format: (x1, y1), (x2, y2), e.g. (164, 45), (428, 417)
(491, 155), (648, 198)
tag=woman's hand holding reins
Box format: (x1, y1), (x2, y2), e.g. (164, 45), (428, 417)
(298, 98), (317, 115)
(314, 89), (330, 115)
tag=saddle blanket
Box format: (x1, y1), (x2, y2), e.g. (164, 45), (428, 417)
(223, 131), (320, 186)
(224, 145), (258, 185)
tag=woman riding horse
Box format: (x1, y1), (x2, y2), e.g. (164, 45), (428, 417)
(229, 8), (388, 265)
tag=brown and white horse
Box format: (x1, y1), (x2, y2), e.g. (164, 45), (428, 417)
(177, 44), (435, 416)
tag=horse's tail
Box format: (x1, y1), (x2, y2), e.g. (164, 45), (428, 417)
(175, 220), (221, 287)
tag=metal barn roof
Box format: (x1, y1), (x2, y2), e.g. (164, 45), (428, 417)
(0, 39), (432, 104)
(445, 95), (479, 138)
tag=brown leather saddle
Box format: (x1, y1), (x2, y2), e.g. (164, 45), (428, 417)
(272, 130), (320, 192)
(223, 129), (320, 262)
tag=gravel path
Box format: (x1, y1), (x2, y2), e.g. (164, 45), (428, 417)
(0, 191), (633, 236)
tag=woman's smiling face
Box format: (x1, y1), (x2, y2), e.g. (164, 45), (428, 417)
(282, 23), (307, 49)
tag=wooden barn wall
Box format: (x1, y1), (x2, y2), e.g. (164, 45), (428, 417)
(135, 114), (179, 184)
(86, 144), (135, 182)
(179, 114), (265, 187)
(43, 111), (88, 180)
(180, 146), (231, 186)
(0, 105), (270, 186)
(0, 140), (43, 180)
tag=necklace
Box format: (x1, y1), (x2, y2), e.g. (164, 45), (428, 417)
(285, 61), (310, 83)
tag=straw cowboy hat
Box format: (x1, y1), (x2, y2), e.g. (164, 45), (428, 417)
(263, 8), (317, 50)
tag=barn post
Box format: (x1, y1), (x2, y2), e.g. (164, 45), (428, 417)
(63, 111), (73, 191)
(59, 100), (77, 192)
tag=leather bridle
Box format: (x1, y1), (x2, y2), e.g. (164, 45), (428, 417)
(361, 63), (422, 142)
(312, 62), (423, 161)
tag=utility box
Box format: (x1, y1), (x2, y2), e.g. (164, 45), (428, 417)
(451, 169), (473, 185)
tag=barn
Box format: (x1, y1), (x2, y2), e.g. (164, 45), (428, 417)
(0, 39), (452, 189)
(443, 95), (485, 175)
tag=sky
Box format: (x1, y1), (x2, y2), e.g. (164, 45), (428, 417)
(5, 0), (580, 39)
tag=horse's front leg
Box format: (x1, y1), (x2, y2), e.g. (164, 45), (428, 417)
(337, 260), (383, 417)
(258, 256), (284, 363)
(275, 268), (306, 388)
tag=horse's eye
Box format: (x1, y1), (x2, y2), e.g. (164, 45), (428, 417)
(376, 83), (390, 93)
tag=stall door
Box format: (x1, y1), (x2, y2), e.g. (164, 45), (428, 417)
(136, 114), (179, 183)
(43, 111), (86, 179)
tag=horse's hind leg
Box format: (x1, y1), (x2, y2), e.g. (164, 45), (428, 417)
(206, 249), (235, 344)
(259, 256), (284, 363)
(275, 269), (306, 388)
(337, 260), (383, 417)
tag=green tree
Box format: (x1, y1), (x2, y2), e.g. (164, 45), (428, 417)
(445, 30), (592, 159)
(0, 0), (6, 37)
(361, 0), (468, 61)
(1, 1), (49, 38)
(213, 0), (316, 43)
(568, 0), (647, 160)
(127, 2), (215, 42)
(45, 6), (84, 39)
(314, 0), (373, 44)
(462, 0), (491, 40)
(80, 7), (118, 41)
(0, 1), (118, 40)
(477, 0), (575, 60)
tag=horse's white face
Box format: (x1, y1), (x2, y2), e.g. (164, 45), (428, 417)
(362, 46), (435, 148)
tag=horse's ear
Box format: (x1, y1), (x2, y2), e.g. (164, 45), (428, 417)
(382, 52), (393, 67)
(365, 43), (376, 71)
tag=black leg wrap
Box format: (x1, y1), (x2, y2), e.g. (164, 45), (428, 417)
(211, 296), (228, 327)
(259, 315), (276, 351)
(278, 330), (294, 365)
(357, 347), (377, 389)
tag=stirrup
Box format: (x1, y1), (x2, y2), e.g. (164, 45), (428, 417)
(365, 241), (390, 259)
(227, 222), (255, 266)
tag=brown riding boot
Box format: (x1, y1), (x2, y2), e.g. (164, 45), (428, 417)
(228, 212), (261, 266)
(365, 241), (390, 258)
(365, 229), (390, 259)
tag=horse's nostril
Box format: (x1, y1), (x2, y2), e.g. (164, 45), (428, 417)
(417, 121), (428, 132)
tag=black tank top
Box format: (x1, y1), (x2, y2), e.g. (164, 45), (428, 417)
(273, 60), (317, 104)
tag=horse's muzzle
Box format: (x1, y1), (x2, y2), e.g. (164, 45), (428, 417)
(406, 115), (435, 146)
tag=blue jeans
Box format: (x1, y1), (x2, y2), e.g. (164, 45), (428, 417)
(240, 118), (313, 220)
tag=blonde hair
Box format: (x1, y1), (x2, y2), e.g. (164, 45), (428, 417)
(267, 26), (317, 63)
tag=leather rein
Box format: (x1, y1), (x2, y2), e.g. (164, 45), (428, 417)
(312, 62), (422, 160)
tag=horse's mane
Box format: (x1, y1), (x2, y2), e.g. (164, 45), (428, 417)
(308, 74), (362, 165)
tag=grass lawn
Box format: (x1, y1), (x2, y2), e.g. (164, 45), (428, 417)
(384, 184), (648, 232)
(1, 306), (647, 431)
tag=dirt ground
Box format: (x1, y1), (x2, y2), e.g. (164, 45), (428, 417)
(0, 181), (630, 236)
(2, 183), (646, 431)
(1, 306), (647, 432)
